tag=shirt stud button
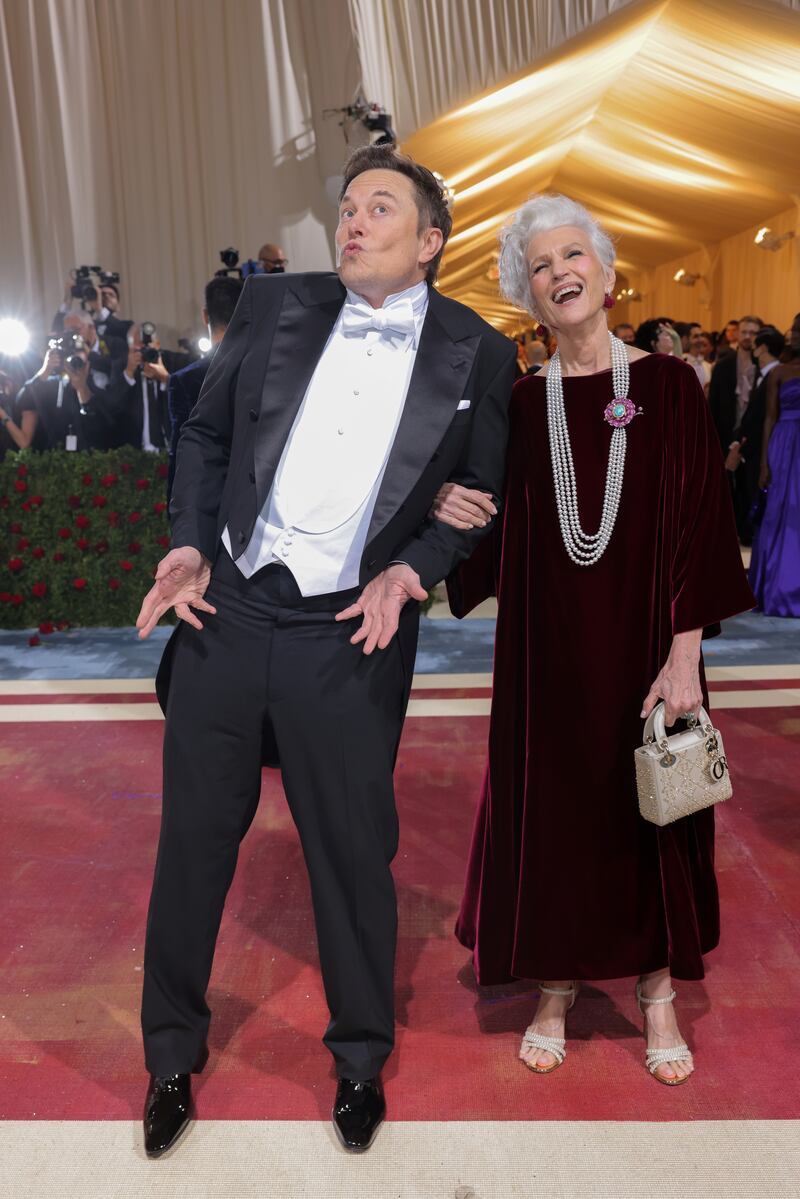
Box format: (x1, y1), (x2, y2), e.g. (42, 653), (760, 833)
(367, 348), (374, 356)
(353, 389), (359, 396)
(338, 427), (344, 435)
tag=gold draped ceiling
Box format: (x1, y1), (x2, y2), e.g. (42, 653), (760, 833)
(404, 0), (800, 332)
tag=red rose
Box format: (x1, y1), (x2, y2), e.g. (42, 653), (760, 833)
(72, 578), (87, 590)
(129, 511), (142, 524)
(100, 473), (118, 487)
(128, 541), (141, 554)
(153, 501), (167, 514)
(32, 547), (45, 559)
(156, 534), (170, 547)
(16, 538), (30, 551)
(136, 478), (150, 491)
(75, 514), (90, 529)
(91, 494), (108, 507)
(57, 527), (72, 539)
(120, 560), (134, 572)
(8, 557), (23, 572)
(76, 537), (90, 550)
(108, 577), (121, 590)
(121, 463), (132, 474)
(0, 592), (10, 602)
(17, 464), (28, 477)
(21, 500), (31, 511)
(32, 581), (47, 598)
(39, 621), (55, 635)
(14, 479), (27, 492)
(95, 538), (109, 554)
(107, 511), (120, 527)
(53, 551), (65, 563)
(67, 494), (81, 509)
(11, 594), (23, 606)
(28, 634), (41, 647)
(82, 473), (93, 486)
(156, 463), (169, 479)
(29, 495), (43, 507)
(10, 522), (22, 533)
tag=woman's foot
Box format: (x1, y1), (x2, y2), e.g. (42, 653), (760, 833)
(519, 982), (576, 1073)
(638, 971), (694, 1084)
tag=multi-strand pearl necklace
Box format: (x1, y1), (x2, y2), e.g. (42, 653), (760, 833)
(546, 330), (639, 567)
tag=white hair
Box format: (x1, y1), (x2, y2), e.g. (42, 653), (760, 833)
(498, 193), (616, 313)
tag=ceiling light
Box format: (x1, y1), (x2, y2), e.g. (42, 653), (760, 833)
(673, 269), (700, 286)
(754, 227), (795, 251)
(615, 288), (642, 301)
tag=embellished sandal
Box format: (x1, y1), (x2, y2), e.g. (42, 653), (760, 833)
(520, 983), (578, 1075)
(636, 984), (693, 1086)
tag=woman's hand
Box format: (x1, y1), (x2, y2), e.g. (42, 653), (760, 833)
(641, 629), (703, 727)
(758, 464), (771, 491)
(429, 482), (497, 530)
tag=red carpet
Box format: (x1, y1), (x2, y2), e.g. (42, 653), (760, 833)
(1, 698), (798, 1123)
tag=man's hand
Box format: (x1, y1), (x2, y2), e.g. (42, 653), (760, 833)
(126, 345), (143, 379)
(143, 355), (170, 386)
(37, 347), (63, 379)
(65, 355), (91, 399)
(641, 629), (703, 727)
(335, 564), (427, 654)
(136, 547), (216, 639)
(429, 482), (497, 530)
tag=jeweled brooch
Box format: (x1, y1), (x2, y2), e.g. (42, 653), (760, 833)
(604, 397), (643, 428)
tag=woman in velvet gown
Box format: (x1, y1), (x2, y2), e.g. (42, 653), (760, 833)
(435, 194), (754, 1084)
(749, 313), (800, 617)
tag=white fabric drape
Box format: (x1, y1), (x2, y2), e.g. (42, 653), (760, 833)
(0, 0), (359, 343)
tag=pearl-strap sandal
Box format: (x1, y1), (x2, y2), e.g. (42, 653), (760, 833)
(520, 983), (578, 1074)
(636, 984), (693, 1085)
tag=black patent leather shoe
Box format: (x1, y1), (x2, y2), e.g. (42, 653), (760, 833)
(332, 1076), (385, 1153)
(144, 1073), (193, 1158)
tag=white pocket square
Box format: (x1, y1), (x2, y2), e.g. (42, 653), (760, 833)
(456, 399), (471, 410)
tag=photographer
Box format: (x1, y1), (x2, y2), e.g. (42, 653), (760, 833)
(108, 323), (185, 450)
(16, 333), (119, 451)
(0, 369), (37, 458)
(52, 269), (131, 364)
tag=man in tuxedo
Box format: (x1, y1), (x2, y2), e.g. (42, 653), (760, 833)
(166, 276), (243, 499)
(708, 314), (763, 451)
(725, 324), (785, 542)
(135, 144), (516, 1157)
(108, 329), (189, 451)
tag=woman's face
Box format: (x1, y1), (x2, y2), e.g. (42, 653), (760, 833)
(655, 324), (674, 354)
(526, 225), (613, 332)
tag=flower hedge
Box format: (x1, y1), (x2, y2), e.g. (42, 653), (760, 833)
(0, 449), (173, 630)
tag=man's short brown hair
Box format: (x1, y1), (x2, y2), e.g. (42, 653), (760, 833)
(339, 145), (453, 284)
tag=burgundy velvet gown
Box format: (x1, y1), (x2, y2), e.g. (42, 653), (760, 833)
(451, 354), (755, 984)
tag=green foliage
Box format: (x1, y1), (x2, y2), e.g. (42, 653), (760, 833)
(0, 449), (171, 630)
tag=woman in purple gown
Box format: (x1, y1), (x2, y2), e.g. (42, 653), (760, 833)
(433, 194), (754, 1085)
(749, 313), (800, 616)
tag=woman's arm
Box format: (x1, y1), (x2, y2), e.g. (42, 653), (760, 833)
(0, 405), (37, 450)
(641, 628), (703, 726)
(759, 366), (782, 489)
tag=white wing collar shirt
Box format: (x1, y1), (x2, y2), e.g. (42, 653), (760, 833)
(223, 279), (430, 596)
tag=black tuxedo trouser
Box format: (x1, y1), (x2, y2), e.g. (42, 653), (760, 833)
(141, 551), (417, 1081)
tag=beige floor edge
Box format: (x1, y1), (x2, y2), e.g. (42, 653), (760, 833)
(2, 1120), (798, 1199)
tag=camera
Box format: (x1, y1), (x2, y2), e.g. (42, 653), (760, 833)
(70, 265), (101, 302)
(216, 247), (264, 279)
(48, 332), (87, 374)
(140, 321), (160, 364)
(98, 270), (120, 290)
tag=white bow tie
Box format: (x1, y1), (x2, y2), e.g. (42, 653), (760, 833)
(341, 296), (416, 340)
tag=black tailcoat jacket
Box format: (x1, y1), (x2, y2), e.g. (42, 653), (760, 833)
(161, 272), (516, 754)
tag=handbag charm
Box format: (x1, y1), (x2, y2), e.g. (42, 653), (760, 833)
(634, 703), (732, 827)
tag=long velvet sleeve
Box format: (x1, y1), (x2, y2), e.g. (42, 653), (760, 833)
(669, 366), (755, 635)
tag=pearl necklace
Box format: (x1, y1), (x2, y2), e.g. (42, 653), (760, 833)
(546, 330), (632, 567)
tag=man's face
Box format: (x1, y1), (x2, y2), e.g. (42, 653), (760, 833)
(615, 324), (635, 345)
(725, 321), (739, 345)
(257, 244), (288, 273)
(738, 320), (760, 352)
(101, 287), (119, 313)
(335, 169), (438, 300)
(688, 327), (705, 355)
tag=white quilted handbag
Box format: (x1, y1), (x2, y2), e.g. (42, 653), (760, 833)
(635, 703), (732, 827)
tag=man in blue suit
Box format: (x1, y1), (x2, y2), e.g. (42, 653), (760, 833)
(166, 276), (243, 498)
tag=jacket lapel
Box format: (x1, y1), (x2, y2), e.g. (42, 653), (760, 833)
(253, 276), (346, 496)
(366, 289), (480, 546)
